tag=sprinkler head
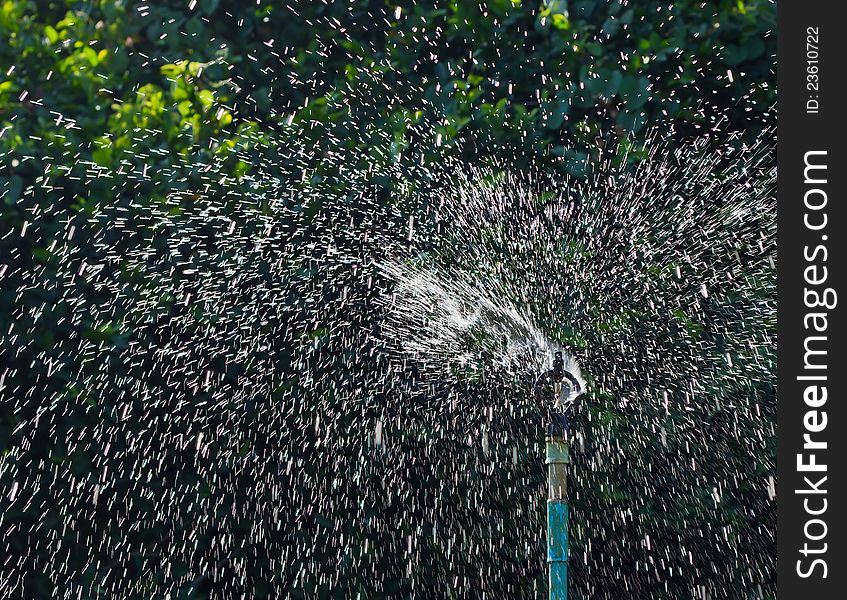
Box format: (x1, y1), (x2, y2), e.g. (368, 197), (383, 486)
(535, 351), (584, 438)
(534, 349), (584, 422)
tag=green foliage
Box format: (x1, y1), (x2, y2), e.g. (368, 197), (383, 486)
(1, 0), (775, 598)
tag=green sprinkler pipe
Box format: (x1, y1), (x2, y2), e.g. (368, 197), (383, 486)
(546, 413), (570, 600)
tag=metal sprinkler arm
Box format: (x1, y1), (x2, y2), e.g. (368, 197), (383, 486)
(553, 351), (565, 382)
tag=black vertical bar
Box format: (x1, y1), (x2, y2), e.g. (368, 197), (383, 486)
(778, 2), (845, 597)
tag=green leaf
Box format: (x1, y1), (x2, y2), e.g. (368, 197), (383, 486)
(551, 13), (570, 30)
(92, 146), (112, 167)
(3, 175), (22, 204)
(44, 25), (58, 44)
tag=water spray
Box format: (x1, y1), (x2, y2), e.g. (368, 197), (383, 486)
(535, 350), (584, 600)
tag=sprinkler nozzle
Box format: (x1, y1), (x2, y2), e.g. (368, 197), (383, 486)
(535, 350), (584, 413)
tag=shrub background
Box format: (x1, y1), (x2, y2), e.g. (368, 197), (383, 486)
(1, 1), (775, 599)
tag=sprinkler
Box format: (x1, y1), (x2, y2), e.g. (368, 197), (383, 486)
(535, 350), (584, 600)
(535, 350), (583, 437)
